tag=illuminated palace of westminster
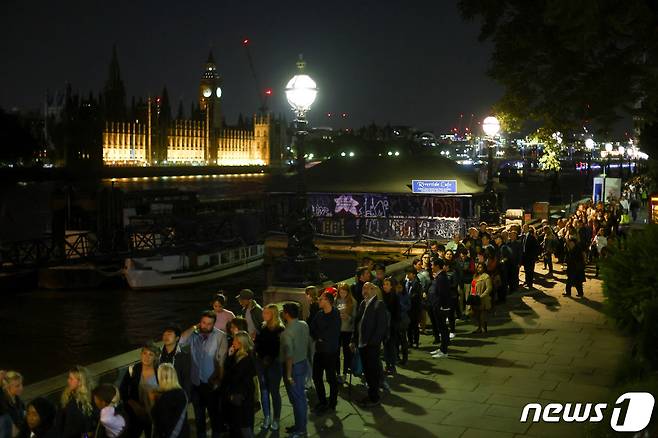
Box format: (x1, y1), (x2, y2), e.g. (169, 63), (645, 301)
(102, 51), (281, 166)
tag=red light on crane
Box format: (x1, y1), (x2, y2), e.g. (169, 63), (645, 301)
(242, 38), (250, 45)
(265, 88), (272, 96)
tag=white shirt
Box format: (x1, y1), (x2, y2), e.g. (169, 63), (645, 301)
(358, 294), (377, 348)
(100, 406), (126, 438)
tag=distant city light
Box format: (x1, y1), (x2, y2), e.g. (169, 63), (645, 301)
(394, 151), (399, 156)
(349, 151), (355, 157)
(387, 151), (393, 156)
(341, 152), (346, 157)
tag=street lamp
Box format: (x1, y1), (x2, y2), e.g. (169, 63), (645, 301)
(585, 138), (595, 179)
(276, 55), (322, 286)
(481, 116), (500, 223)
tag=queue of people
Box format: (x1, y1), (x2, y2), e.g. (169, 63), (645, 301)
(2, 208), (623, 438)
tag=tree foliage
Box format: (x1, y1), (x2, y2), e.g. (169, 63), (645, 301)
(601, 225), (658, 370)
(459, 0), (658, 138)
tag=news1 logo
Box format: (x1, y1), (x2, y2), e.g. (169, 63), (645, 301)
(520, 392), (655, 432)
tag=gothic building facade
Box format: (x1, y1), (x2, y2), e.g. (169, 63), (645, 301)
(102, 50), (282, 166)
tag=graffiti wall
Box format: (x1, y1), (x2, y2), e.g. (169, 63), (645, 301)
(307, 193), (472, 241)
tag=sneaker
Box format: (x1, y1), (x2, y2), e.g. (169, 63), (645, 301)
(261, 416), (271, 430)
(432, 351), (448, 359)
(271, 420), (279, 431)
(381, 380), (391, 392)
(449, 332), (456, 339)
(313, 402), (328, 414)
(430, 348), (441, 355)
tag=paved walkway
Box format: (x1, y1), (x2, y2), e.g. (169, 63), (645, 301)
(255, 262), (629, 438)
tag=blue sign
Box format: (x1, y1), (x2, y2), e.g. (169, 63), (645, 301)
(412, 180), (457, 194)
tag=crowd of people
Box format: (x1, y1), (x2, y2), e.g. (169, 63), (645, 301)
(1, 203), (629, 438)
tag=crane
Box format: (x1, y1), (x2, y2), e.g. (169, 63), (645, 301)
(242, 38), (271, 115)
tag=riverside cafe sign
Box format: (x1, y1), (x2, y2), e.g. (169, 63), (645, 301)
(412, 180), (458, 194)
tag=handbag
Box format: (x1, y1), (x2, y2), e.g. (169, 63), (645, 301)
(466, 294), (481, 306)
(351, 349), (363, 377)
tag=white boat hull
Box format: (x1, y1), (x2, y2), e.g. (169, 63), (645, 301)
(124, 244), (264, 290)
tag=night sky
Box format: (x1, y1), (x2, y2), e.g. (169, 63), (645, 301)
(1, 0), (500, 133)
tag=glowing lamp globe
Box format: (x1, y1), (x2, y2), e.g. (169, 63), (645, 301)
(585, 138), (595, 150)
(286, 68), (317, 114)
(482, 116), (500, 137)
(605, 143), (613, 152)
(618, 146), (625, 155)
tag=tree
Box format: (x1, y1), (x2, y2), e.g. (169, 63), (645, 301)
(459, 0), (658, 155)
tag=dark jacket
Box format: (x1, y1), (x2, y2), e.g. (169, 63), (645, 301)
(159, 343), (192, 397)
(19, 397), (57, 438)
(0, 391), (25, 433)
(221, 354), (257, 430)
(351, 281), (365, 304)
(521, 234), (540, 263)
(565, 244), (586, 283)
(310, 308), (341, 353)
(119, 362), (159, 406)
(429, 271), (451, 309)
(352, 298), (388, 347)
(508, 239), (522, 265)
(56, 397), (94, 438)
(404, 278), (423, 313)
(254, 325), (284, 365)
(381, 291), (400, 334)
(151, 389), (189, 438)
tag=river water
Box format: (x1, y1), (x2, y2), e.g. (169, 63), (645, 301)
(1, 171), (590, 383)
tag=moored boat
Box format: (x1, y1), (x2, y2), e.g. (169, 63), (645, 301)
(123, 243), (264, 290)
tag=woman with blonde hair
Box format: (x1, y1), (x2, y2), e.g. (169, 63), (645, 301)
(221, 331), (258, 437)
(151, 364), (189, 438)
(0, 370), (25, 438)
(57, 366), (95, 438)
(335, 283), (357, 382)
(254, 304), (284, 431)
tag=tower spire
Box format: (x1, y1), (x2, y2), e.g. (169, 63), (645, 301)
(207, 50), (215, 65)
(104, 44), (127, 120)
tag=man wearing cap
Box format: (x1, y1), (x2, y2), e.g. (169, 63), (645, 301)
(160, 324), (192, 397)
(236, 289), (263, 338)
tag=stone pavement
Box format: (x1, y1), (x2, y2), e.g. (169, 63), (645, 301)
(253, 261), (629, 438)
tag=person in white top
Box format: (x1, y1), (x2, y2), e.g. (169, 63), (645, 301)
(92, 384), (126, 438)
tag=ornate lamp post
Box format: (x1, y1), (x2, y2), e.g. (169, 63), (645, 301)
(275, 55), (322, 286)
(481, 116), (500, 223)
(618, 145), (626, 180)
(602, 142), (613, 203)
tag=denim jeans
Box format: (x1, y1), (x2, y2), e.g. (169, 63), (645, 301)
(257, 360), (282, 420)
(0, 414), (13, 438)
(284, 360), (308, 434)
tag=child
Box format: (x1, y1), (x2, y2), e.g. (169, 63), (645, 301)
(92, 384), (127, 438)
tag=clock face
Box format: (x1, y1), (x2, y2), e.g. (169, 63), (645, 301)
(202, 88), (212, 98)
(216, 87), (222, 98)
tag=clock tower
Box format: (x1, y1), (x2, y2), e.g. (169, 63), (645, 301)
(199, 51), (222, 162)
(200, 51), (222, 129)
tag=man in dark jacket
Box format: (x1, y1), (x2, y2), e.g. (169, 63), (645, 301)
(351, 282), (388, 407)
(563, 238), (586, 297)
(404, 267), (423, 348)
(521, 226), (540, 289)
(507, 230), (522, 292)
(351, 266), (371, 304)
(309, 292), (341, 413)
(236, 289), (263, 338)
(428, 259), (451, 358)
(160, 324), (192, 398)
